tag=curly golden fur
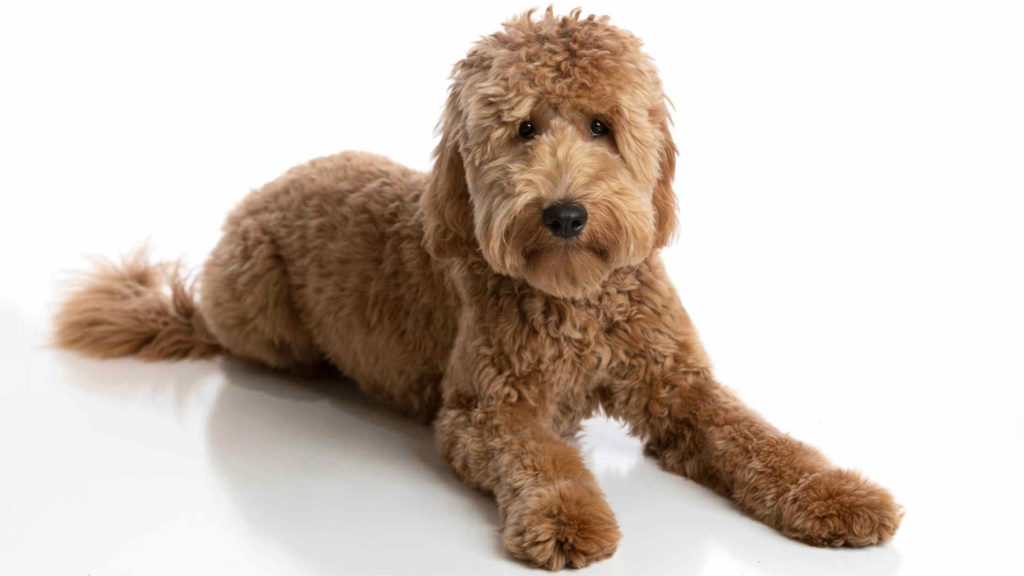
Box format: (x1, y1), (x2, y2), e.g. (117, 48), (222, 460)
(54, 8), (901, 570)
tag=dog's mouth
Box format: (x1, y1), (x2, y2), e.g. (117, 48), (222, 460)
(523, 241), (610, 265)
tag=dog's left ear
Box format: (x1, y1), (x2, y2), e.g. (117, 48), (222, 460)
(652, 102), (679, 248)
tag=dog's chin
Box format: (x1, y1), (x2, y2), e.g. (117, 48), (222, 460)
(519, 245), (614, 300)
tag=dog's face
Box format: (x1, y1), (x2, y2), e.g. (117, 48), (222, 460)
(422, 9), (677, 299)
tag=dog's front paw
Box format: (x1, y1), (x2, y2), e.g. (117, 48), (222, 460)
(776, 468), (903, 547)
(502, 482), (621, 570)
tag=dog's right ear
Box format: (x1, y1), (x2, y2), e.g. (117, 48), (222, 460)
(422, 75), (476, 259)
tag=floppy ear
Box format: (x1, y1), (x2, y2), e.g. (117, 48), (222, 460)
(421, 77), (476, 259)
(651, 103), (679, 249)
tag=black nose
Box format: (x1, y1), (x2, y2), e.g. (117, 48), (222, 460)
(542, 202), (588, 239)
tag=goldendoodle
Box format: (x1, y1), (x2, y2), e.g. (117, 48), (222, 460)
(55, 8), (901, 570)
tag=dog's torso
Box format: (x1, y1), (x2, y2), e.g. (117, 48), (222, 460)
(201, 152), (458, 418)
(201, 151), (709, 426)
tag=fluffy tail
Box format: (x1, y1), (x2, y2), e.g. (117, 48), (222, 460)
(54, 249), (222, 361)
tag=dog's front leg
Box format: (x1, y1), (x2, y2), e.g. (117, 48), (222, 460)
(435, 389), (620, 569)
(605, 365), (902, 547)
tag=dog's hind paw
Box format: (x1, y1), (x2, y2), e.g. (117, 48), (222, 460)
(502, 482), (621, 570)
(776, 468), (903, 547)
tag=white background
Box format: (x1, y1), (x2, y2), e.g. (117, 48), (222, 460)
(2, 1), (1022, 574)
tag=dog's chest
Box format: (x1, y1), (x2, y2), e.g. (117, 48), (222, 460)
(496, 280), (646, 381)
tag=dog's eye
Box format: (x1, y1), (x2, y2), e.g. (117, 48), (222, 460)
(590, 119), (610, 137)
(518, 121), (535, 139)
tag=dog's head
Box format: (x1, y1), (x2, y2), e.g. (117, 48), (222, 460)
(422, 9), (677, 299)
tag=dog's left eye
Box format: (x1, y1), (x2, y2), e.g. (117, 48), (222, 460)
(590, 119), (610, 137)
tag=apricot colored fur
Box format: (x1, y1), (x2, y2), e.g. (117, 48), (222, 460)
(54, 9), (901, 570)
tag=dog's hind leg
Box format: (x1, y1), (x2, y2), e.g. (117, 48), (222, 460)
(200, 216), (321, 373)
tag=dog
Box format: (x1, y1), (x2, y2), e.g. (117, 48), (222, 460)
(55, 8), (902, 570)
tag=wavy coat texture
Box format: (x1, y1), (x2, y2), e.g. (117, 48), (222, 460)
(54, 8), (901, 570)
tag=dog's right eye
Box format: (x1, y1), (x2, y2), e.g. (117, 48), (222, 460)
(518, 121), (535, 139)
